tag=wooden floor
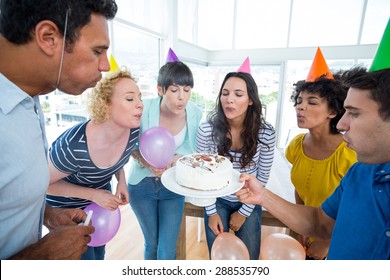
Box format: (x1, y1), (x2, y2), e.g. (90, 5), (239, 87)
(105, 204), (210, 260)
(105, 203), (287, 260)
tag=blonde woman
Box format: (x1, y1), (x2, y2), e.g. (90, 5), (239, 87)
(46, 69), (143, 259)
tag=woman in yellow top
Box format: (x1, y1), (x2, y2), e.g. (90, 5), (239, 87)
(286, 73), (357, 260)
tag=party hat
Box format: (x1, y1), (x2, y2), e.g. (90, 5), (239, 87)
(108, 54), (119, 73)
(369, 18), (390, 72)
(306, 47), (334, 82)
(237, 57), (251, 74)
(166, 48), (180, 62)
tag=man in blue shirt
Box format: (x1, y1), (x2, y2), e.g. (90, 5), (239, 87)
(0, 0), (118, 259)
(235, 66), (390, 259)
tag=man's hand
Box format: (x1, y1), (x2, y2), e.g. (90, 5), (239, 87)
(235, 174), (265, 205)
(10, 225), (94, 260)
(44, 206), (87, 230)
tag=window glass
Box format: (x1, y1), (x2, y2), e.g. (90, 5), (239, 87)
(178, 0), (198, 43)
(360, 0), (390, 44)
(289, 0), (363, 47)
(115, 0), (167, 34)
(112, 22), (160, 98)
(235, 0), (290, 48)
(197, 0), (235, 50)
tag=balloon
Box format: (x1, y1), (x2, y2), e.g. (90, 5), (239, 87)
(211, 232), (250, 260)
(260, 233), (305, 260)
(139, 127), (176, 169)
(84, 203), (121, 247)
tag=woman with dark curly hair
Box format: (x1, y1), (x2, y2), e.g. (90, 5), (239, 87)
(286, 72), (357, 260)
(196, 70), (276, 260)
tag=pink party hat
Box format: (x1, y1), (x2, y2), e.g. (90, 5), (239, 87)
(237, 57), (251, 74)
(166, 48), (180, 62)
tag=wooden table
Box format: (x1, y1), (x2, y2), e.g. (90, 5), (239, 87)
(176, 202), (298, 260)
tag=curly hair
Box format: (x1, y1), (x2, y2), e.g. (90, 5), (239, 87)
(88, 68), (136, 123)
(0, 0), (117, 51)
(291, 71), (348, 134)
(208, 72), (268, 168)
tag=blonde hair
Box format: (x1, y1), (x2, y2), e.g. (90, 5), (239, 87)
(88, 68), (137, 123)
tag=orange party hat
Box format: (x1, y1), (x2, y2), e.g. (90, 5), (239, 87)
(306, 47), (334, 82)
(237, 57), (251, 74)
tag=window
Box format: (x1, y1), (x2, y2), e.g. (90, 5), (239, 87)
(115, 0), (168, 34)
(360, 0), (390, 44)
(289, 0), (363, 47)
(235, 0), (290, 48)
(111, 21), (160, 98)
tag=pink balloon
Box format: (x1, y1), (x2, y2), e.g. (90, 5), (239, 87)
(211, 232), (250, 260)
(84, 203), (121, 247)
(139, 127), (176, 169)
(260, 233), (306, 260)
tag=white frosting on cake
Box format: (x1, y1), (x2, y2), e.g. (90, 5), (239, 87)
(175, 153), (233, 190)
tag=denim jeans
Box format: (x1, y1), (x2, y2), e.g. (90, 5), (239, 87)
(204, 198), (262, 260)
(128, 177), (185, 260)
(80, 245), (105, 260)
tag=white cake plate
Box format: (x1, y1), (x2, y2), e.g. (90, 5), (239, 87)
(161, 167), (244, 207)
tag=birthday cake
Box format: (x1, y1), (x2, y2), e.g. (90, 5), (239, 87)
(175, 153), (233, 190)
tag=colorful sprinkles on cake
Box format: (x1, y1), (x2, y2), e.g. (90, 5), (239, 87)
(179, 154), (226, 172)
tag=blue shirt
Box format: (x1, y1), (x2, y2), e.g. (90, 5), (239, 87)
(46, 120), (139, 209)
(0, 73), (49, 259)
(322, 162), (390, 260)
(196, 121), (276, 217)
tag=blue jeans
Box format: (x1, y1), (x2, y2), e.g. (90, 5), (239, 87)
(81, 245), (105, 260)
(204, 198), (262, 260)
(128, 177), (185, 260)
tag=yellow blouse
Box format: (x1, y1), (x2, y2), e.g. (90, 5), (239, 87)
(285, 133), (357, 207)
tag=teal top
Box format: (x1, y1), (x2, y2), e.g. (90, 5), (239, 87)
(127, 96), (203, 184)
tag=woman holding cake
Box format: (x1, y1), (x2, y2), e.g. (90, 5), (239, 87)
(196, 61), (276, 260)
(127, 55), (203, 260)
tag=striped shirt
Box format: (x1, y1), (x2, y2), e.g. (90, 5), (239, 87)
(196, 121), (276, 217)
(46, 121), (139, 209)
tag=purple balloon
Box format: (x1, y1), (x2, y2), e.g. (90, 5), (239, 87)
(139, 127), (176, 169)
(84, 203), (121, 247)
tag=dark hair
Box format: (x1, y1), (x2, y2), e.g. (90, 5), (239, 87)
(157, 61), (194, 92)
(342, 66), (390, 121)
(291, 72), (348, 134)
(208, 72), (268, 168)
(0, 0), (117, 49)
